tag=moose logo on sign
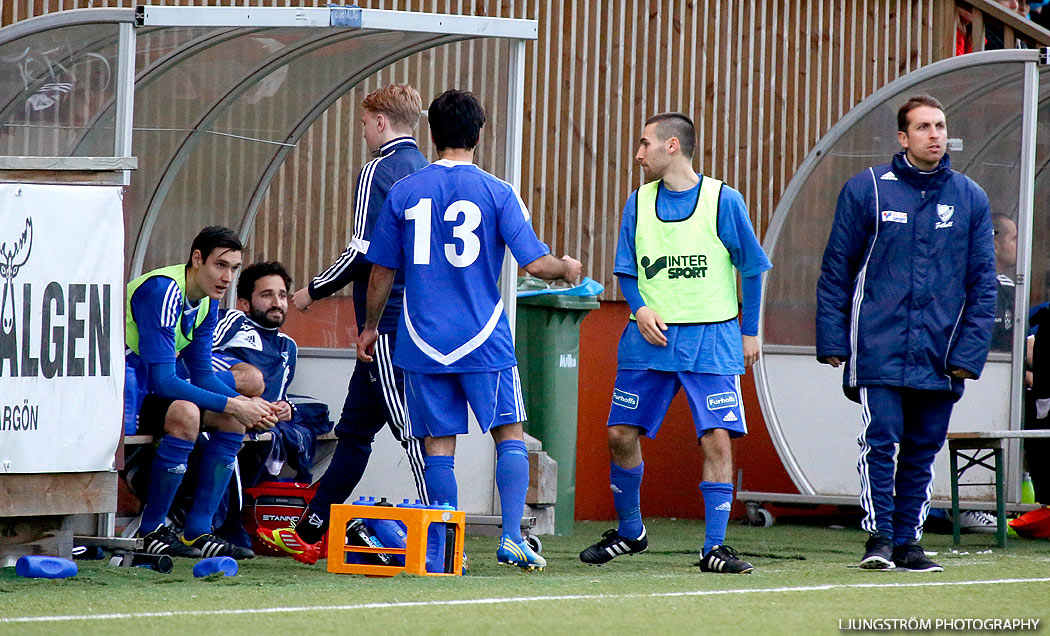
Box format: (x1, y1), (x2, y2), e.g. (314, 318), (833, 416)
(0, 213), (113, 379)
(0, 217), (32, 335)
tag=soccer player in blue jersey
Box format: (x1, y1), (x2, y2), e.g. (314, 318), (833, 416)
(578, 113), (772, 574)
(125, 226), (278, 559)
(212, 261), (298, 416)
(359, 89), (582, 571)
(260, 85), (430, 564)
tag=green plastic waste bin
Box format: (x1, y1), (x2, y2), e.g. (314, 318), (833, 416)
(515, 292), (600, 535)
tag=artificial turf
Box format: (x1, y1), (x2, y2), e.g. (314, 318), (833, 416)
(1, 518), (1048, 635)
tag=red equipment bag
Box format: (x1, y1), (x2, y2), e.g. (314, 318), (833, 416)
(243, 481), (328, 555)
(1009, 507), (1050, 539)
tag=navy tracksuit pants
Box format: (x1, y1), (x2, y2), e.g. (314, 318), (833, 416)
(297, 333), (428, 543)
(857, 386), (955, 543)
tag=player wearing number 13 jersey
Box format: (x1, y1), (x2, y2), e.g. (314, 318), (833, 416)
(369, 161), (545, 374)
(362, 90), (582, 570)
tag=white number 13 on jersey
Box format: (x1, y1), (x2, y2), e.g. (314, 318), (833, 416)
(405, 198), (482, 267)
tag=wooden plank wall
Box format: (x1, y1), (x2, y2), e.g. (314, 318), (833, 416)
(251, 22), (519, 299)
(256, 0), (960, 301)
(1, 0), (1043, 301)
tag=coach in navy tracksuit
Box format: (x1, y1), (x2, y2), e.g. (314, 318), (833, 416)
(256, 85), (429, 565)
(816, 95), (997, 572)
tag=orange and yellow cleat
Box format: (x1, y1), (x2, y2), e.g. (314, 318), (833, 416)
(256, 526), (322, 565)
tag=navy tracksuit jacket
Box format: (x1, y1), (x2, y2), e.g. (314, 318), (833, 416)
(816, 150), (997, 541)
(298, 137), (431, 538)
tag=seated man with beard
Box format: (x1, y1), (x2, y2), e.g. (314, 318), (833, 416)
(212, 261), (297, 421)
(211, 261), (327, 488)
(196, 261), (321, 546)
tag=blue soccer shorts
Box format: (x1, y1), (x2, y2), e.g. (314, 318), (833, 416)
(404, 367), (527, 438)
(608, 369), (747, 439)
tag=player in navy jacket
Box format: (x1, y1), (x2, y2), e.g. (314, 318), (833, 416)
(816, 95), (996, 572)
(262, 85), (429, 565)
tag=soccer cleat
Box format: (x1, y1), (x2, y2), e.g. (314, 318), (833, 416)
(892, 542), (943, 572)
(579, 527), (648, 565)
(860, 533), (895, 570)
(496, 535), (546, 571)
(699, 544), (754, 574)
(183, 532), (255, 560)
(960, 510), (997, 534)
(256, 526), (321, 565)
(139, 524), (202, 558)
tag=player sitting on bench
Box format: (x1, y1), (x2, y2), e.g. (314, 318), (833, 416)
(125, 226), (278, 559)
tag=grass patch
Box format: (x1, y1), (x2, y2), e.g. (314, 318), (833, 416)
(1, 519), (1048, 635)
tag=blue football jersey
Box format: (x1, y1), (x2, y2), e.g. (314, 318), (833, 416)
(367, 159), (550, 373)
(125, 274), (232, 415)
(211, 309), (298, 403)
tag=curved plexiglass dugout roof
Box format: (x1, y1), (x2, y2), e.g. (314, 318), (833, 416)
(0, 7), (536, 278)
(757, 49), (1047, 500)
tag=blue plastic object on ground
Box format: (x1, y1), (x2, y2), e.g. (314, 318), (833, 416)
(15, 555), (77, 579)
(516, 276), (604, 298)
(192, 556), (238, 578)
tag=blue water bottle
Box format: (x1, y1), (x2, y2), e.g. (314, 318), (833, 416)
(15, 555), (77, 579)
(397, 499), (441, 573)
(364, 497), (407, 565)
(364, 518), (407, 567)
(428, 502), (457, 574)
(193, 556), (238, 578)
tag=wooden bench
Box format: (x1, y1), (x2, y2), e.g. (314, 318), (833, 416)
(122, 431), (337, 445)
(0, 472), (117, 563)
(124, 432), (272, 445)
(948, 430), (1050, 547)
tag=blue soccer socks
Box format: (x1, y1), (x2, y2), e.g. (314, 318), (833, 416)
(140, 435), (195, 534)
(496, 440), (529, 540)
(424, 454), (458, 509)
(700, 481), (734, 554)
(183, 431), (243, 540)
(611, 461), (645, 540)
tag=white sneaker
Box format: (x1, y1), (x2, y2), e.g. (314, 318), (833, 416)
(960, 510), (997, 534)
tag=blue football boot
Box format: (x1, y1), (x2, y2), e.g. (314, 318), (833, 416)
(496, 535), (546, 571)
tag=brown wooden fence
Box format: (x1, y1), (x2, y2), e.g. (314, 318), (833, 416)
(2, 0), (1048, 302)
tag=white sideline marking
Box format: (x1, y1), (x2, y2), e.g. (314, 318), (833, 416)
(3, 577), (1049, 624)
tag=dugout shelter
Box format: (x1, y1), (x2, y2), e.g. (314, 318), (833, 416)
(753, 48), (1048, 514)
(0, 5), (536, 558)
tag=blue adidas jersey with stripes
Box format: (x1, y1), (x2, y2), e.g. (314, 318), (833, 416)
(125, 274), (232, 414)
(211, 309), (297, 403)
(307, 137), (427, 333)
(367, 159), (550, 373)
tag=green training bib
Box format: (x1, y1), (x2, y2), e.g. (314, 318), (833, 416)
(632, 177), (737, 325)
(126, 264), (210, 355)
